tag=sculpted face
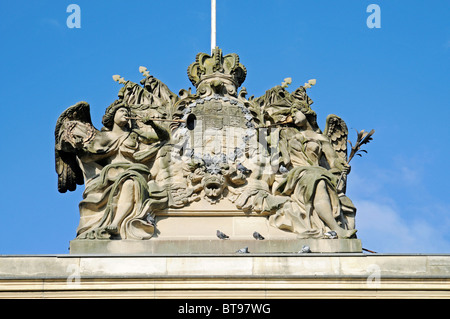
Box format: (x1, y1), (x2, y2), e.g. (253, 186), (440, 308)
(114, 107), (130, 127)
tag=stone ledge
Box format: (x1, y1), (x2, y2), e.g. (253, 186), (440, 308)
(1, 254), (449, 278)
(0, 254), (449, 298)
(69, 238), (362, 254)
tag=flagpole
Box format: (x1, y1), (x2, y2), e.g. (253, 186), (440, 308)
(211, 0), (216, 53)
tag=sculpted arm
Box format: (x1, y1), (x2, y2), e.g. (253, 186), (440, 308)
(132, 121), (171, 163)
(134, 120), (170, 144)
(322, 139), (350, 175)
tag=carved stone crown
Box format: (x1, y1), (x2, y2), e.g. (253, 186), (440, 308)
(187, 47), (247, 89)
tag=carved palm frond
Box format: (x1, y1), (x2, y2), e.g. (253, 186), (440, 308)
(348, 129), (375, 163)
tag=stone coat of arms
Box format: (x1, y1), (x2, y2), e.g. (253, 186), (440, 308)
(55, 47), (373, 250)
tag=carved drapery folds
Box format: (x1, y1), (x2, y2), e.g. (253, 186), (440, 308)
(55, 48), (360, 240)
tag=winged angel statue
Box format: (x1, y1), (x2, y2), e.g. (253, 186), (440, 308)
(55, 100), (170, 240)
(245, 84), (360, 238)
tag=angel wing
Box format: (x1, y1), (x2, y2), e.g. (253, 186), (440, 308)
(54, 101), (94, 193)
(323, 114), (348, 162)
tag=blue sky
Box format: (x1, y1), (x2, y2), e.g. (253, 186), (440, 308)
(0, 0), (448, 254)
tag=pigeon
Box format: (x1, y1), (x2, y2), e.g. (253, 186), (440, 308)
(216, 230), (229, 239)
(237, 163), (252, 174)
(236, 246), (249, 254)
(324, 230), (338, 239)
(253, 231), (265, 240)
(279, 165), (289, 174)
(145, 215), (156, 227)
(298, 245), (311, 253)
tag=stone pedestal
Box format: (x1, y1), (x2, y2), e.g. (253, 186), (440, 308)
(69, 238), (362, 254)
(70, 209), (362, 254)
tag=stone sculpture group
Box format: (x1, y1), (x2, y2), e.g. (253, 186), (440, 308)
(55, 48), (373, 243)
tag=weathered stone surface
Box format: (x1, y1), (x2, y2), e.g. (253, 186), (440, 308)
(55, 47), (374, 253)
(69, 238), (362, 254)
(0, 254), (449, 298)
